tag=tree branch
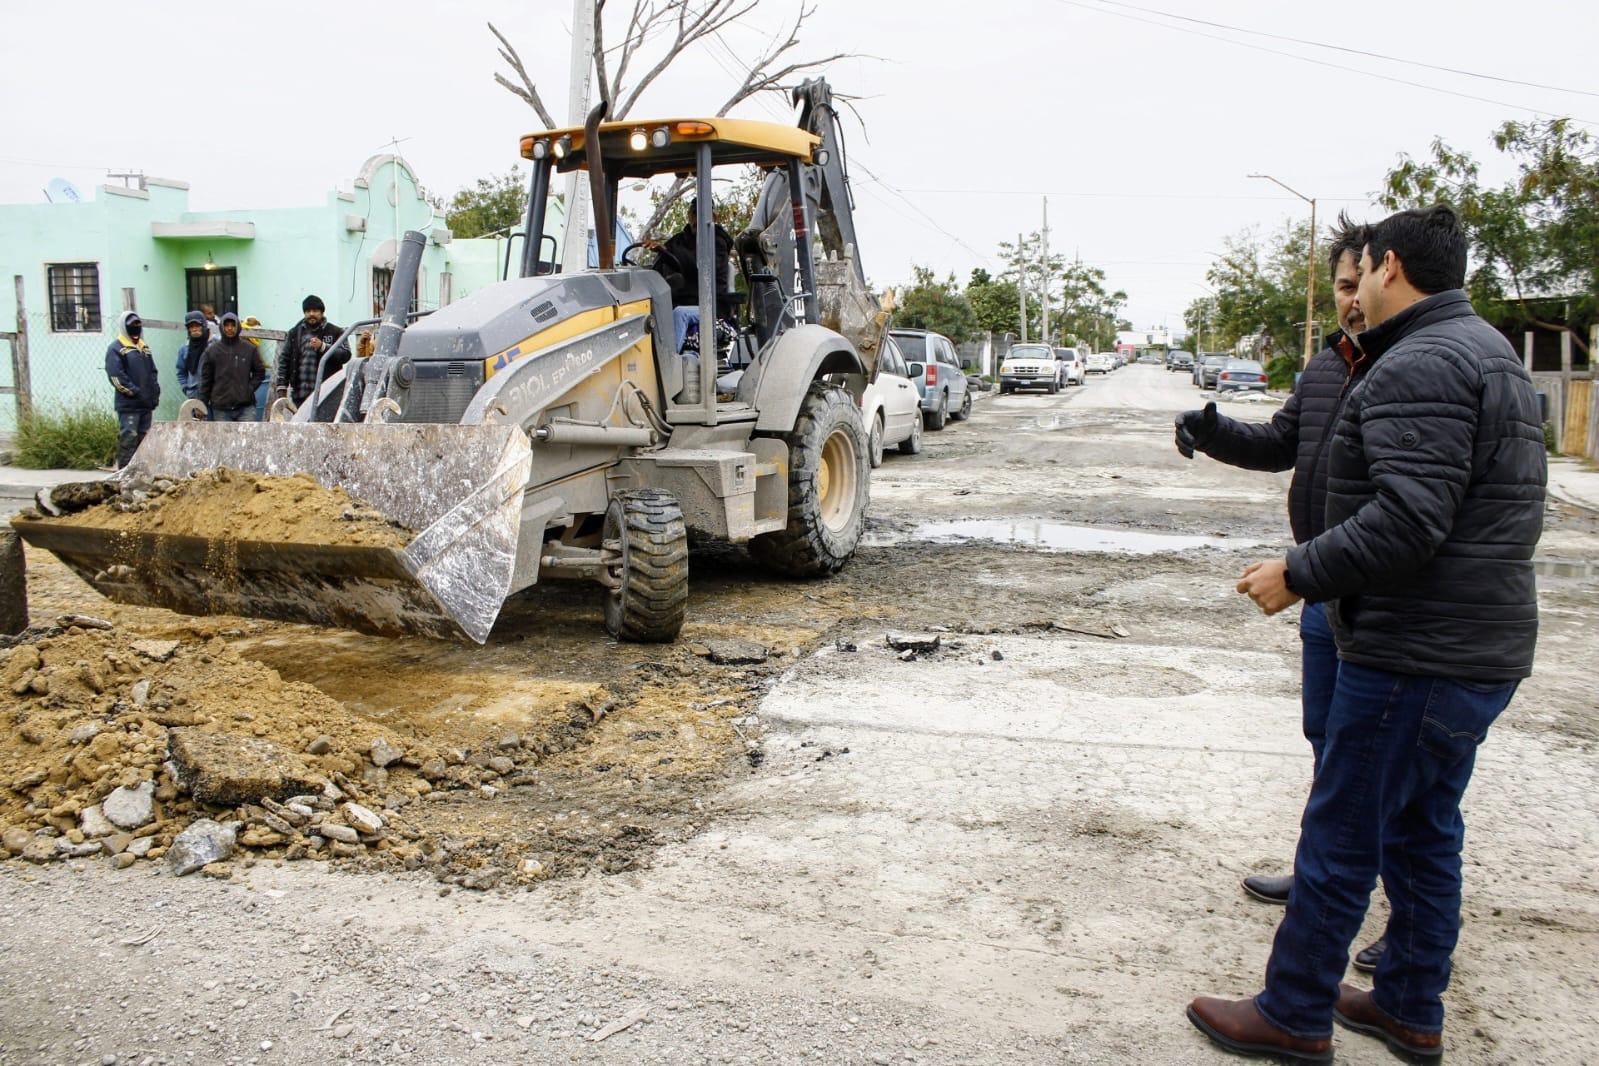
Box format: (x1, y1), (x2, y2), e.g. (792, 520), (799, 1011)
(488, 21), (557, 128)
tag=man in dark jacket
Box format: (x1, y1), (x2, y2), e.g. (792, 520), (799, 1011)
(1189, 205), (1545, 1063)
(175, 311), (211, 400)
(1175, 216), (1385, 971)
(273, 295), (343, 406)
(199, 312), (266, 422)
(104, 311), (161, 468)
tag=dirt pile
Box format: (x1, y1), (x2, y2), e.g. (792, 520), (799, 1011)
(25, 468), (411, 548)
(0, 618), (611, 884)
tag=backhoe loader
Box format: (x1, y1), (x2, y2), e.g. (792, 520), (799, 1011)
(14, 79), (885, 644)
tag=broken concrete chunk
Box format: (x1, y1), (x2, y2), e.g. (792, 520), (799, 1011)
(368, 737), (403, 768)
(131, 678), (152, 706)
(341, 802), (384, 836)
(68, 722), (102, 746)
(168, 729), (322, 805)
(130, 639), (180, 662)
(700, 639), (770, 665)
(79, 804), (118, 838)
(167, 819), (237, 876)
(101, 781), (156, 829)
(319, 824), (360, 844)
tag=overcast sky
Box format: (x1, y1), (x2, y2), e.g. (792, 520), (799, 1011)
(3, 0), (1595, 334)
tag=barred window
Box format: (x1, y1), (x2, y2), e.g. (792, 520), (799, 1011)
(372, 266), (418, 317)
(48, 263), (102, 332)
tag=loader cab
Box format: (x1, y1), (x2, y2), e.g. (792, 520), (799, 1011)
(518, 116), (842, 420)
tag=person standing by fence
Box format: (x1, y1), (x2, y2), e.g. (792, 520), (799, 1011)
(104, 311), (160, 467)
(199, 312), (266, 422)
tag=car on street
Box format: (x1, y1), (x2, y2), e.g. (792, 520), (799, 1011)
(1166, 350), (1195, 373)
(1215, 358), (1268, 394)
(1194, 352), (1231, 389)
(998, 343), (1064, 393)
(859, 335), (923, 466)
(890, 328), (971, 428)
(1136, 351), (1162, 364)
(1054, 348), (1087, 387)
(1086, 352), (1116, 375)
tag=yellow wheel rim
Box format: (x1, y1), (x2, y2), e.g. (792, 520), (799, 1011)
(817, 428), (857, 532)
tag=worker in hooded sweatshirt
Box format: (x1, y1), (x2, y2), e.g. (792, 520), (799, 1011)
(104, 310), (161, 467)
(174, 311), (212, 400)
(199, 312), (266, 422)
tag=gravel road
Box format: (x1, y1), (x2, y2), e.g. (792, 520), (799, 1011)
(4, 365), (1597, 1066)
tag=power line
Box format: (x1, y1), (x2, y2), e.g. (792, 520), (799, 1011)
(897, 186), (1376, 203)
(1054, 0), (1599, 126)
(1086, 0), (1599, 100)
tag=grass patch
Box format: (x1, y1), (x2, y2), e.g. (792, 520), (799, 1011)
(14, 403), (118, 469)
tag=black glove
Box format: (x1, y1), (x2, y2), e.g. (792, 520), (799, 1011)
(1175, 402), (1218, 459)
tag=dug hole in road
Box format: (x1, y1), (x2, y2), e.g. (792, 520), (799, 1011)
(3, 365), (1597, 1065)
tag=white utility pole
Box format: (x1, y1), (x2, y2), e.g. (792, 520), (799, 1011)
(560, 0), (596, 274)
(1040, 198), (1050, 345)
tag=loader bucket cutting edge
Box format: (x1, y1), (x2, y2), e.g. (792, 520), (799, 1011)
(12, 421), (533, 644)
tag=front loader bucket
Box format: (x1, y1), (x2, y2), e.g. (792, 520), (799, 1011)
(13, 421), (532, 643)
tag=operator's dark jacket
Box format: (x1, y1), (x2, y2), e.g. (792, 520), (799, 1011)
(1199, 330), (1366, 545)
(199, 314), (267, 412)
(273, 316), (345, 404)
(1285, 290), (1545, 681)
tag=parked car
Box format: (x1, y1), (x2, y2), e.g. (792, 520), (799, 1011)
(1166, 350), (1195, 372)
(1215, 358), (1268, 394)
(859, 335), (923, 466)
(1194, 352), (1231, 389)
(999, 343), (1063, 394)
(890, 328), (971, 428)
(1087, 352), (1116, 374)
(1136, 351), (1162, 364)
(1054, 348), (1087, 387)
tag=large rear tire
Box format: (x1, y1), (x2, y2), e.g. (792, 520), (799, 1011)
(602, 490), (688, 642)
(749, 384), (868, 577)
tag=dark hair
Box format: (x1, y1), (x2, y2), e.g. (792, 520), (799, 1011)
(1365, 204), (1467, 295)
(1326, 210), (1368, 275)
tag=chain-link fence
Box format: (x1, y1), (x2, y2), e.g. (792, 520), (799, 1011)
(1, 313), (286, 433)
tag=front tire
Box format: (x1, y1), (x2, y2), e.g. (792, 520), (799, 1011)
(602, 490), (688, 642)
(868, 412), (885, 469)
(898, 408), (923, 455)
(749, 384), (869, 577)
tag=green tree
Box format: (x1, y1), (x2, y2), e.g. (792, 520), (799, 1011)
(438, 168), (528, 239)
(1055, 260), (1129, 351)
(964, 267), (1028, 337)
(1381, 117), (1599, 358)
(892, 266), (977, 341)
(1202, 220), (1335, 364)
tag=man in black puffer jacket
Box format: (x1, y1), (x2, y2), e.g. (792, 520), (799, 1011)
(199, 313), (266, 422)
(1189, 205), (1545, 1064)
(1175, 217), (1387, 970)
(274, 295), (344, 406)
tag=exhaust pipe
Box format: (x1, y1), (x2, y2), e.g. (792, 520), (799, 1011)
(338, 229), (427, 422)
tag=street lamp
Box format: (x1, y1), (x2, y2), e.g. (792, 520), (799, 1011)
(1249, 173), (1317, 367)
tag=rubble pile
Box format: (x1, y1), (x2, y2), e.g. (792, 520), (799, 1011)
(0, 621), (578, 882)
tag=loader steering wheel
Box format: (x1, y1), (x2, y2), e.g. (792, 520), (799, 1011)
(620, 241), (651, 267)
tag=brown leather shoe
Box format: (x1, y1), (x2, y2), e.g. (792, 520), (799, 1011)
(1187, 996), (1333, 1063)
(1333, 983), (1442, 1062)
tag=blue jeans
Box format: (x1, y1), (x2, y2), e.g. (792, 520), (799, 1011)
(210, 405), (255, 423)
(1299, 602), (1337, 777)
(1255, 661), (1517, 1039)
(115, 410), (152, 468)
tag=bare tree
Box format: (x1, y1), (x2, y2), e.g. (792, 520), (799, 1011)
(489, 1), (852, 237)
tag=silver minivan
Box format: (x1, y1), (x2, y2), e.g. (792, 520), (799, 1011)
(890, 328), (972, 428)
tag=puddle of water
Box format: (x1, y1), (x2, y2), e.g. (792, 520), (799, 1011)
(1535, 559), (1597, 578)
(873, 519), (1259, 554)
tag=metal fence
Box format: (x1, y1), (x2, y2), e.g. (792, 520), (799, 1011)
(2, 311), (286, 433)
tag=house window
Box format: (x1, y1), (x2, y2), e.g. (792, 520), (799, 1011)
(47, 263), (101, 332)
(185, 268), (239, 319)
(372, 266), (418, 317)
